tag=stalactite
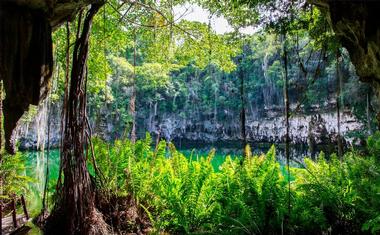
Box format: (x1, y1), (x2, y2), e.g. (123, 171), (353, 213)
(0, 3), (53, 154)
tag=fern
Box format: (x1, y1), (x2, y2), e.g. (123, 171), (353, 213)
(92, 134), (380, 234)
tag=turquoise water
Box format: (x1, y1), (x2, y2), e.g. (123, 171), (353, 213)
(16, 144), (299, 235)
(21, 143), (306, 216)
(23, 149), (60, 216)
(23, 148), (238, 193)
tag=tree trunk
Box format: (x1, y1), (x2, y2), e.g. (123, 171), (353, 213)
(0, 81), (2, 235)
(366, 88), (372, 135)
(130, 84), (136, 143)
(239, 60), (247, 158)
(46, 3), (107, 235)
(214, 84), (218, 123)
(282, 34), (291, 228)
(130, 30), (137, 143)
(336, 49), (343, 159)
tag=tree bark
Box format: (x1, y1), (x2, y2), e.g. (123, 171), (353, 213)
(0, 81), (3, 235)
(11, 196), (17, 228)
(366, 88), (372, 135)
(46, 3), (107, 235)
(239, 59), (247, 158)
(282, 33), (291, 227)
(130, 30), (137, 143)
(336, 49), (343, 159)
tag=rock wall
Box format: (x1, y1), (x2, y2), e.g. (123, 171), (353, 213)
(148, 110), (363, 146)
(14, 101), (364, 150)
(15, 103), (61, 150)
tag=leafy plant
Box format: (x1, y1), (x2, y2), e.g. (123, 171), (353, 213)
(0, 152), (31, 200)
(92, 135), (380, 234)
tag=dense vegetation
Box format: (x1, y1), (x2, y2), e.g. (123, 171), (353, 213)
(44, 2), (375, 141)
(89, 134), (379, 234)
(1, 134), (379, 234)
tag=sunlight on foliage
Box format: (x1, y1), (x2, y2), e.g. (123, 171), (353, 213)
(91, 134), (380, 234)
(0, 153), (31, 200)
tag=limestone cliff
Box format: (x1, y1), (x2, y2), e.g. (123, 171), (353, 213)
(145, 110), (362, 146)
(16, 102), (364, 150)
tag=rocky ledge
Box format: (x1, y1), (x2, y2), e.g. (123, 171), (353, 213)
(15, 103), (364, 151)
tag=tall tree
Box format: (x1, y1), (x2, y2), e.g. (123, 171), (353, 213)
(282, 32), (291, 229)
(237, 55), (247, 158)
(130, 30), (137, 143)
(46, 2), (108, 235)
(336, 48), (343, 159)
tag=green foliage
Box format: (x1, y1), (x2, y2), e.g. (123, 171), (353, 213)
(0, 153), (31, 200)
(45, 1), (378, 233)
(48, 0), (373, 140)
(173, 20), (240, 72)
(136, 63), (172, 93)
(215, 146), (287, 234)
(92, 135), (380, 234)
(367, 131), (380, 158)
(108, 55), (134, 87)
(292, 151), (380, 234)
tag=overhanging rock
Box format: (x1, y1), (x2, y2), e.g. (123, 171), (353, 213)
(311, 1), (380, 89)
(0, 0), (96, 154)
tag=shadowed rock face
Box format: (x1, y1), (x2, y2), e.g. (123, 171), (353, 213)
(328, 1), (380, 84)
(0, 5), (52, 154)
(1, 0), (96, 28)
(312, 1), (380, 89)
(0, 0), (95, 154)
